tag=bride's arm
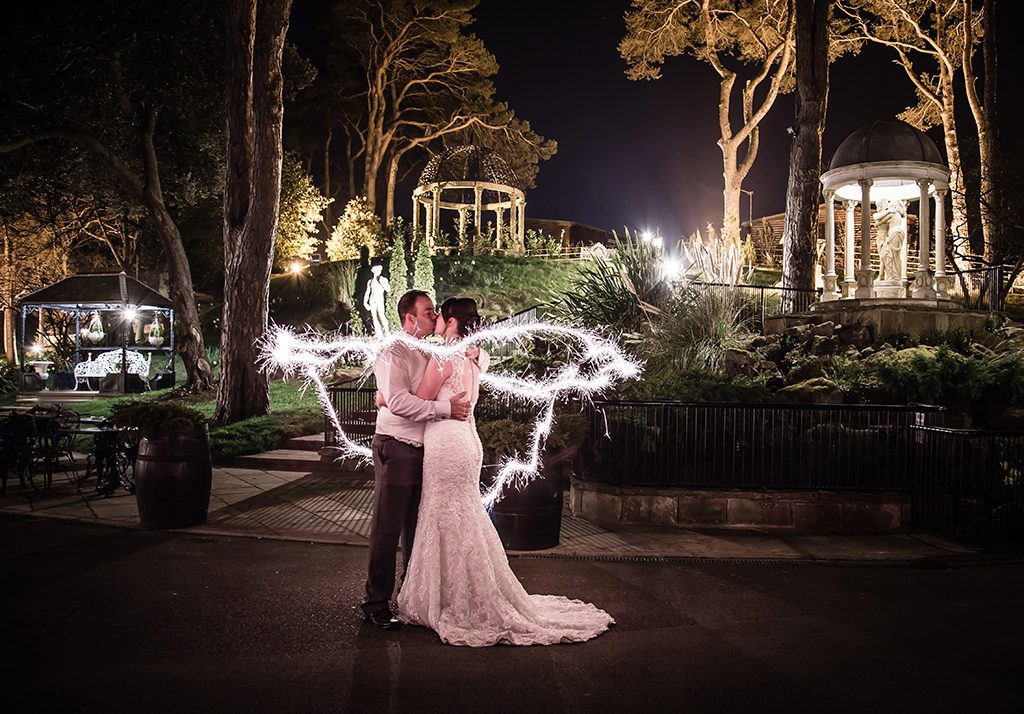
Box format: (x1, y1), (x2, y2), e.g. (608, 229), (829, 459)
(416, 355), (451, 401)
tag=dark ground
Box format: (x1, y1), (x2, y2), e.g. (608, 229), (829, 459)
(2, 515), (1022, 714)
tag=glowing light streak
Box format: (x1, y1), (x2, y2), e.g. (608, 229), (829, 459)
(261, 322), (642, 507)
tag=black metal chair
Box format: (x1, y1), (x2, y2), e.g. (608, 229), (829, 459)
(30, 407), (80, 489)
(1, 412), (38, 495)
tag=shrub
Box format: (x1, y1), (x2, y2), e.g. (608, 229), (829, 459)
(109, 400), (206, 438)
(326, 196), (385, 260)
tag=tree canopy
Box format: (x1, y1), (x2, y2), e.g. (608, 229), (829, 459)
(294, 0), (555, 226)
(621, 0), (797, 242)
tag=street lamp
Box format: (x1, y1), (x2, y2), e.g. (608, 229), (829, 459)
(740, 189), (754, 227)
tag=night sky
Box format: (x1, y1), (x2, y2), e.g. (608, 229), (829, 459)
(290, 0), (1007, 242)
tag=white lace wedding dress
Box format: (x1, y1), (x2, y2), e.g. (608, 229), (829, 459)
(396, 354), (614, 647)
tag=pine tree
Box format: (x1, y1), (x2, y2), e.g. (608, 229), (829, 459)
(385, 229), (408, 330)
(412, 238), (436, 301)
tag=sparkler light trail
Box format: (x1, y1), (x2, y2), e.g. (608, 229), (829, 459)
(261, 322), (642, 508)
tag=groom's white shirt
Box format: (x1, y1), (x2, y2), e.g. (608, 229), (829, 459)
(374, 340), (451, 446)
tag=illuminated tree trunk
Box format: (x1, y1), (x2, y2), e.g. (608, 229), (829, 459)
(782, 0), (831, 311)
(215, 0), (291, 424)
(962, 0), (996, 263)
(1, 225), (15, 363)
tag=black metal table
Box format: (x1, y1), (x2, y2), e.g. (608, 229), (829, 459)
(72, 427), (136, 497)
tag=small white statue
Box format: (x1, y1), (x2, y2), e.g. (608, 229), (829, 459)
(873, 198), (906, 282)
(363, 264), (390, 337)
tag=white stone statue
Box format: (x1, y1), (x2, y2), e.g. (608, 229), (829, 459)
(363, 264), (390, 337)
(873, 198), (906, 282)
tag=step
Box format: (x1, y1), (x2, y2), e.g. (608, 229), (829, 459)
(281, 433), (326, 451)
(17, 390), (101, 404)
(233, 449), (321, 472)
(316, 446), (372, 475)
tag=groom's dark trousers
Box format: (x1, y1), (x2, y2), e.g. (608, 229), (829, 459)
(362, 434), (423, 616)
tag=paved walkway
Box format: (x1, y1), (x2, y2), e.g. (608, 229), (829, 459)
(0, 439), (979, 562)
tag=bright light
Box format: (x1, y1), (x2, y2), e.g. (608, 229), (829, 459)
(260, 323), (642, 508)
(122, 306), (137, 321)
(29, 342), (44, 357)
(290, 261), (303, 274)
(661, 256), (682, 281)
(642, 229), (663, 250)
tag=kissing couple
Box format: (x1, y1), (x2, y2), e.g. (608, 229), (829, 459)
(361, 290), (614, 647)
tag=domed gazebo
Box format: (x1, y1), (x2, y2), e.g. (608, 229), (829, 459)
(412, 145), (526, 252)
(819, 120), (951, 302)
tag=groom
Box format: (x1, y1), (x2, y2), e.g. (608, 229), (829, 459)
(362, 289), (471, 629)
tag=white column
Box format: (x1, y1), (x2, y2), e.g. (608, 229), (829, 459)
(508, 201), (516, 250)
(458, 208), (467, 249)
(912, 180), (936, 299)
(424, 196), (432, 244)
(474, 185), (483, 242)
(412, 196), (419, 236)
(821, 190), (839, 301)
(431, 190), (440, 250)
(518, 201), (525, 250)
(934, 187), (948, 298)
(495, 205), (504, 251)
(856, 179), (874, 299)
(843, 200), (857, 298)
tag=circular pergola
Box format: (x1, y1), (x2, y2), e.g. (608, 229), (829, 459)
(412, 145), (526, 253)
(819, 120), (951, 302)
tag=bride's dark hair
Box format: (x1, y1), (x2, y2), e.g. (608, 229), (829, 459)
(439, 297), (481, 337)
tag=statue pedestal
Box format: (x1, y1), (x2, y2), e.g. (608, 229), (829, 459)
(873, 280), (907, 299)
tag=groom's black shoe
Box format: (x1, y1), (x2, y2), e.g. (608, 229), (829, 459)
(364, 608), (401, 630)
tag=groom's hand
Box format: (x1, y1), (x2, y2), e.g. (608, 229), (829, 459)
(449, 391), (471, 421)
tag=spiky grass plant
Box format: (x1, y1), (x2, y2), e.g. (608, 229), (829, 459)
(645, 283), (757, 373)
(548, 228), (670, 336)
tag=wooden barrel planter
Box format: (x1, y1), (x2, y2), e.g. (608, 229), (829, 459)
(481, 446), (575, 551)
(134, 425), (212, 530)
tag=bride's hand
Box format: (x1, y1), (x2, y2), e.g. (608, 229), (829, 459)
(374, 390), (387, 408)
(465, 345), (480, 362)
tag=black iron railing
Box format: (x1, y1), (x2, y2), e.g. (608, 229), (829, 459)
(689, 282), (821, 329)
(323, 388), (1024, 548)
(581, 400), (944, 492)
(946, 265), (1005, 311)
(324, 385), (377, 447)
(910, 426), (1024, 549)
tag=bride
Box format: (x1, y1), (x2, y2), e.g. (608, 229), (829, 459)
(390, 296), (614, 647)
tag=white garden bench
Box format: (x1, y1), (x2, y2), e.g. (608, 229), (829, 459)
(74, 350), (151, 391)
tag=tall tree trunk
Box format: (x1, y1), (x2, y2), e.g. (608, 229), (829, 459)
(363, 146), (381, 211)
(215, 0), (292, 425)
(962, 0), (995, 264)
(386, 152), (400, 226)
(2, 225), (15, 364)
(344, 125), (358, 205)
(139, 118), (214, 392)
(782, 0), (831, 311)
(937, 84), (972, 267)
(322, 126), (333, 228)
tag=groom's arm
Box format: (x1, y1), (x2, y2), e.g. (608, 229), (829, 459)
(377, 346), (451, 423)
